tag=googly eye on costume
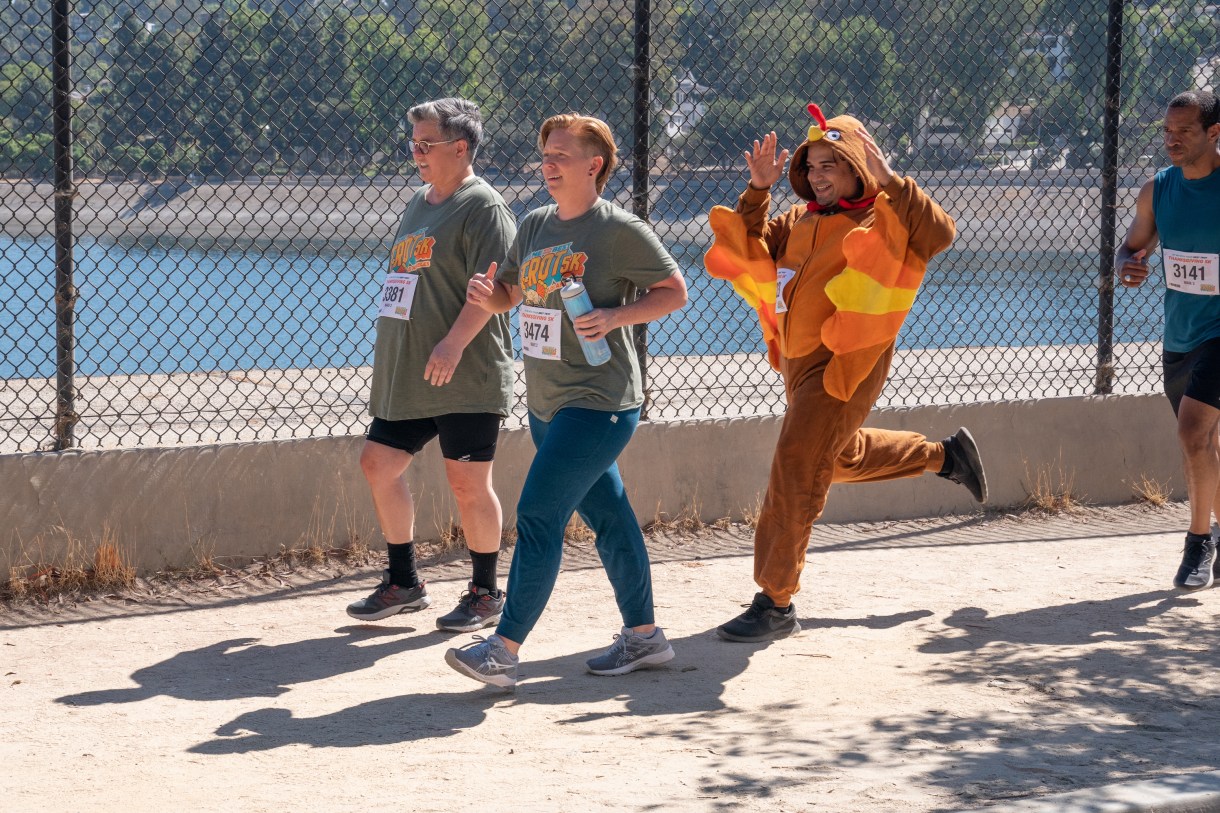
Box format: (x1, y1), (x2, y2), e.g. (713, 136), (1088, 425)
(825, 130), (842, 141)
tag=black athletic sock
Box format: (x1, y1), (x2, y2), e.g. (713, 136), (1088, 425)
(937, 437), (956, 477)
(470, 550), (499, 593)
(387, 542), (420, 588)
(1186, 531), (1211, 545)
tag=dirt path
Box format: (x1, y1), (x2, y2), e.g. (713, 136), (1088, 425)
(4, 504), (1219, 812)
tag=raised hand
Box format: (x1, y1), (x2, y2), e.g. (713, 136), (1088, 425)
(745, 131), (789, 190)
(857, 126), (894, 188)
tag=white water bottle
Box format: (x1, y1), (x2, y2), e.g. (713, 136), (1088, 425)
(560, 277), (612, 366)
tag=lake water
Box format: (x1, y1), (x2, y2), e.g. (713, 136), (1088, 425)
(0, 234), (1164, 380)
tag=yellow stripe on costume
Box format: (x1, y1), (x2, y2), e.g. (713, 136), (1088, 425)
(731, 277), (777, 312)
(824, 266), (917, 316)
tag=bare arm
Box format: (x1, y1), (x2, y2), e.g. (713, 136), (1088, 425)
(1116, 180), (1158, 289)
(572, 272), (688, 341)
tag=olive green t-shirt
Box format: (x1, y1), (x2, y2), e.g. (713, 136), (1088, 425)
(496, 198), (680, 421)
(369, 176), (516, 420)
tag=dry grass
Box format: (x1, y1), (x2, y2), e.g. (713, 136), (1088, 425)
(435, 522), (468, 556)
(426, 517), (518, 558)
(646, 499), (706, 535)
(1023, 455), (1083, 514)
(740, 495), (764, 530)
(564, 515), (597, 545)
(3, 494), (383, 606)
(265, 486), (380, 569)
(1131, 474), (1172, 507)
(3, 525), (135, 601)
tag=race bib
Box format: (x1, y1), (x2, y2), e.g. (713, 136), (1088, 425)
(520, 305), (562, 360)
(378, 274), (419, 320)
(775, 267), (796, 314)
(1164, 248), (1219, 296)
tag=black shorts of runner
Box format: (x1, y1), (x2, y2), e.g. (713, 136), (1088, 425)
(1163, 336), (1220, 415)
(366, 413), (502, 462)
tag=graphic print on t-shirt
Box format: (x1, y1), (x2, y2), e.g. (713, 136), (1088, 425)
(389, 229), (436, 275)
(520, 242), (588, 306)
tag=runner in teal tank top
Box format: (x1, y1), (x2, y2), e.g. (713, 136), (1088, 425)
(1116, 90), (1220, 591)
(1153, 164), (1220, 353)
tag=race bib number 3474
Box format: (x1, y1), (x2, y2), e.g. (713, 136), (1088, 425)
(1164, 248), (1219, 296)
(378, 274), (420, 320)
(520, 305), (562, 360)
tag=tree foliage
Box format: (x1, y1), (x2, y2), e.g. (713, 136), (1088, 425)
(1, 0), (1218, 178)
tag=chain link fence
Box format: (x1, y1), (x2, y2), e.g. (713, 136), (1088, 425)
(1, 0), (1207, 453)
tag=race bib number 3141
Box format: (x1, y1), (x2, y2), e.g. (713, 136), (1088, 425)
(1164, 248), (1219, 296)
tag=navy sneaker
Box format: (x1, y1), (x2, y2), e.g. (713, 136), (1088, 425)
(716, 593), (800, 642)
(345, 571), (430, 621)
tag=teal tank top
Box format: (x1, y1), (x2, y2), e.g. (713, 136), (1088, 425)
(1153, 165), (1220, 352)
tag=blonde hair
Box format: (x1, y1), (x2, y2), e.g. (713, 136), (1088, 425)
(538, 113), (619, 194)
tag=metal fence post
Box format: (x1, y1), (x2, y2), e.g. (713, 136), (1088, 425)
(632, 0), (651, 419)
(1095, 0), (1124, 396)
(51, 0), (78, 449)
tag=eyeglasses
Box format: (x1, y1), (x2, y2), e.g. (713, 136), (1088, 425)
(408, 138), (460, 155)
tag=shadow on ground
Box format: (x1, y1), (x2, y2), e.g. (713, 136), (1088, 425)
(183, 626), (768, 754)
(57, 624), (431, 704)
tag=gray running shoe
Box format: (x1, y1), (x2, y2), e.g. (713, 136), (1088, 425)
(436, 582), (505, 633)
(586, 626), (676, 676)
(1174, 534), (1217, 591)
(445, 634), (518, 689)
(345, 571), (430, 621)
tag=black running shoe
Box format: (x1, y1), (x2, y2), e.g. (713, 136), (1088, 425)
(1174, 534), (1216, 591)
(716, 593), (800, 642)
(939, 427), (988, 503)
(346, 571), (430, 620)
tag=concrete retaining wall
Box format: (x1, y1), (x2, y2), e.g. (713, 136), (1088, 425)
(0, 393), (1182, 575)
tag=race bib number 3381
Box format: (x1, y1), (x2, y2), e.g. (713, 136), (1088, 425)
(1164, 248), (1219, 296)
(378, 274), (420, 319)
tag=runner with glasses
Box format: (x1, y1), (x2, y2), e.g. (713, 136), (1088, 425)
(345, 97), (517, 633)
(408, 138), (460, 154)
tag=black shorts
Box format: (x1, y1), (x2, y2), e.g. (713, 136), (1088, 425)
(1163, 336), (1220, 415)
(366, 413), (502, 462)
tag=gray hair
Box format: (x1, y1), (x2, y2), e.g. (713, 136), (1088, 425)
(407, 97), (483, 160)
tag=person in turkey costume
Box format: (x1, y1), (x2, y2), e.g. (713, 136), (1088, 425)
(706, 104), (990, 642)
